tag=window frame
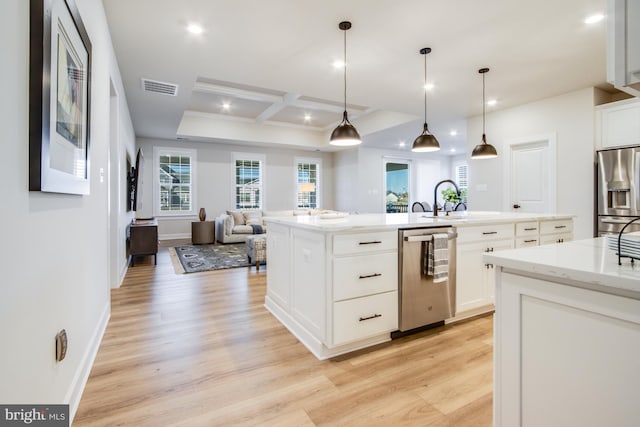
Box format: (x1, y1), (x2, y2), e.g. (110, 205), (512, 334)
(153, 147), (197, 217)
(455, 163), (469, 202)
(231, 152), (265, 210)
(295, 157), (322, 209)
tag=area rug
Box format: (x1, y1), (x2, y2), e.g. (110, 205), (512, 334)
(169, 243), (250, 273)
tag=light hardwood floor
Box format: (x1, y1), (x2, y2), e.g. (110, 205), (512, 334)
(73, 242), (493, 426)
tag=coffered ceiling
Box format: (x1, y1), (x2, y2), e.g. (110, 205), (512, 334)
(103, 0), (609, 155)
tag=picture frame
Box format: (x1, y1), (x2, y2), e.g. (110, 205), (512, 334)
(29, 0), (92, 195)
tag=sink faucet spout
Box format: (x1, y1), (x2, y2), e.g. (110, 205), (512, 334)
(433, 179), (460, 217)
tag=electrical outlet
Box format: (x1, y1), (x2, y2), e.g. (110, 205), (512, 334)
(55, 330), (67, 362)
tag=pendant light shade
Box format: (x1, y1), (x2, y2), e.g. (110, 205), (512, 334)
(412, 47), (440, 153)
(330, 21), (361, 146)
(471, 68), (498, 159)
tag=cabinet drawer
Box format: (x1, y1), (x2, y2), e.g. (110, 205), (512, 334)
(516, 236), (540, 248)
(540, 219), (573, 235)
(540, 232), (573, 245)
(333, 230), (397, 255)
(332, 291), (398, 346)
(333, 253), (398, 301)
(457, 223), (514, 243)
(515, 221), (539, 237)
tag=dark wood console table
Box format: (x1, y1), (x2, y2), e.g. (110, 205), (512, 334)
(128, 218), (158, 266)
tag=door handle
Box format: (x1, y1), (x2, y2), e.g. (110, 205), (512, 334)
(513, 204), (521, 209)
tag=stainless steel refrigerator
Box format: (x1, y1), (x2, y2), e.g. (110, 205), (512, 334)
(597, 146), (640, 236)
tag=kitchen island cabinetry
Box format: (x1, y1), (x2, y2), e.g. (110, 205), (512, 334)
(486, 238), (640, 427)
(265, 222), (398, 359)
(264, 212), (574, 359)
(455, 223), (514, 317)
(452, 218), (573, 321)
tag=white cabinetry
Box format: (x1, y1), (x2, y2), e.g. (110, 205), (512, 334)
(596, 99), (640, 149)
(264, 225), (398, 359)
(453, 218), (573, 321)
(331, 231), (398, 347)
(455, 223), (514, 316)
(494, 272), (640, 427)
(607, 0), (640, 97)
(539, 218), (573, 245)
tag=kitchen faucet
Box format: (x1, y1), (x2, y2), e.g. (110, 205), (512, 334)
(433, 179), (460, 217)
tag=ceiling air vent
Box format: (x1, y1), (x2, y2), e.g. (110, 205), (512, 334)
(141, 78), (178, 96)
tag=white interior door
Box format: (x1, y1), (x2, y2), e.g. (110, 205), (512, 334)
(504, 134), (556, 213)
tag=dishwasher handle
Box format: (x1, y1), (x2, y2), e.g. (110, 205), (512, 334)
(404, 232), (457, 242)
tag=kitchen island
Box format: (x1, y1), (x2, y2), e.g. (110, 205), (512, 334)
(485, 238), (640, 427)
(264, 211), (574, 359)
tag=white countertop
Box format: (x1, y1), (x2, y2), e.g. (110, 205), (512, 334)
(484, 237), (640, 300)
(263, 211), (574, 232)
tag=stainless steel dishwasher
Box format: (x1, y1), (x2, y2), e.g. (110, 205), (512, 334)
(397, 226), (457, 332)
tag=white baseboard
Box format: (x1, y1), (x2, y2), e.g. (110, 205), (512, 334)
(113, 257), (128, 289)
(66, 303), (110, 424)
(159, 233), (190, 241)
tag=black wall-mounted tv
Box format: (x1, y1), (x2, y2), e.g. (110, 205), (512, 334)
(127, 148), (144, 213)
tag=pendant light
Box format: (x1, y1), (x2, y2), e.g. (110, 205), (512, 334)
(411, 47), (440, 152)
(330, 21), (361, 146)
(471, 68), (498, 159)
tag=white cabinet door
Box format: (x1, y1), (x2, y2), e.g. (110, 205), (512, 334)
(456, 241), (492, 313)
(266, 223), (290, 309)
(457, 239), (514, 312)
(485, 239), (515, 303)
(598, 100), (640, 149)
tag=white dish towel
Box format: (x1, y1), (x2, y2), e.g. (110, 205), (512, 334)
(428, 233), (449, 283)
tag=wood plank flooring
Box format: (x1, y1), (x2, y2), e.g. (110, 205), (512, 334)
(73, 242), (493, 426)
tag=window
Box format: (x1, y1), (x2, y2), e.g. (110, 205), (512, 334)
(154, 148), (196, 216)
(296, 158), (321, 209)
(233, 153), (264, 209)
(455, 164), (468, 202)
(384, 159), (410, 213)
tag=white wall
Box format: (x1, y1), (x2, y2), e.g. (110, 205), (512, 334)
(467, 88), (596, 239)
(334, 147), (453, 213)
(136, 138), (335, 238)
(0, 0), (134, 420)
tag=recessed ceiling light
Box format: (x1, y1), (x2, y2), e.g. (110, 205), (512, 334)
(304, 114), (311, 122)
(584, 14), (604, 24)
(450, 130), (458, 136)
(487, 99), (497, 107)
(398, 141), (406, 148)
(332, 60), (345, 69)
(450, 148), (456, 153)
(424, 83), (435, 91)
(222, 102), (230, 111)
(187, 24), (204, 35)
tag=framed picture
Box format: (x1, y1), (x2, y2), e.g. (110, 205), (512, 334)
(29, 0), (92, 195)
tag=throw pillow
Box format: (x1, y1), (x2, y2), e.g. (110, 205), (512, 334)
(224, 214), (234, 235)
(227, 210), (245, 225)
(243, 211), (263, 226)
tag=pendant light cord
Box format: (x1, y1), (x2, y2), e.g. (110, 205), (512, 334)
(343, 28), (347, 114)
(424, 53), (427, 124)
(482, 72), (486, 136)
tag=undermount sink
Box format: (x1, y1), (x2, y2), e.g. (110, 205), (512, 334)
(420, 215), (466, 221)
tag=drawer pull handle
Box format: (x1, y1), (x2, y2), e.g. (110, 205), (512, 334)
(524, 227), (537, 231)
(482, 231), (498, 235)
(359, 241), (382, 245)
(524, 239), (537, 243)
(359, 314), (382, 322)
(554, 225), (567, 229)
(359, 273), (382, 279)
